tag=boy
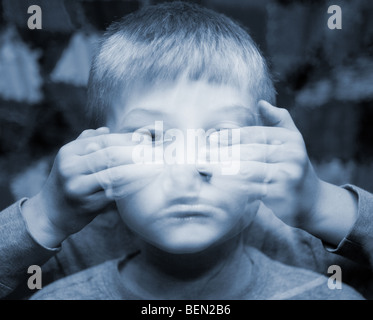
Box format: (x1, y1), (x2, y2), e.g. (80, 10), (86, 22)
(24, 2), (365, 299)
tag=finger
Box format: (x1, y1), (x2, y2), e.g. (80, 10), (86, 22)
(258, 100), (298, 131)
(196, 159), (275, 183)
(216, 126), (298, 145)
(77, 190), (113, 212)
(65, 163), (164, 196)
(72, 133), (142, 155)
(86, 163), (164, 192)
(105, 178), (155, 199)
(78, 146), (140, 174)
(238, 161), (276, 183)
(221, 144), (305, 164)
(245, 182), (268, 202)
(238, 161), (304, 185)
(209, 176), (268, 201)
(66, 143), (164, 177)
(208, 144), (283, 163)
(76, 127), (110, 140)
(237, 182), (268, 202)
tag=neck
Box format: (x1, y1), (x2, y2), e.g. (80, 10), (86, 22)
(120, 233), (251, 299)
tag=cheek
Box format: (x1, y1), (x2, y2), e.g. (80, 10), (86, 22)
(115, 183), (164, 234)
(209, 177), (248, 207)
(116, 186), (163, 222)
(208, 176), (260, 224)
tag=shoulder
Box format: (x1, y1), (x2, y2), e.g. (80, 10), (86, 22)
(247, 247), (364, 300)
(30, 259), (117, 300)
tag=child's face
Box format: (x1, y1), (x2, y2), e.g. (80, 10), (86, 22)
(108, 79), (260, 254)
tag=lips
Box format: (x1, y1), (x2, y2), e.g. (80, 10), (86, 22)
(160, 203), (224, 220)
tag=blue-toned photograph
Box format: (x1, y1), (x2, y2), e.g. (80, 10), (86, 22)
(0, 0), (372, 303)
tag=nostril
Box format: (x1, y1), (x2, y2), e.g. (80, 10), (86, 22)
(197, 169), (212, 182)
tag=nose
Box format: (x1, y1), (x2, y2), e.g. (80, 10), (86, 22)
(161, 164), (210, 195)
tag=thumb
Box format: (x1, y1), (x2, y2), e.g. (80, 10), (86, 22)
(258, 100), (298, 131)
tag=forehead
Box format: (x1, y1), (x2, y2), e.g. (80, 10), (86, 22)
(110, 79), (257, 128)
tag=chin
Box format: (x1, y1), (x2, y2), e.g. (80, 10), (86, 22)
(143, 233), (215, 254)
(154, 242), (214, 255)
(148, 230), (226, 254)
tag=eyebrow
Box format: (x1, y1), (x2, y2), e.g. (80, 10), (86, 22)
(215, 105), (256, 115)
(125, 105), (255, 118)
(123, 108), (167, 119)
(118, 108), (168, 128)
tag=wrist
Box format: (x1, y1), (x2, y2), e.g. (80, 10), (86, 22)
(302, 180), (358, 246)
(21, 193), (67, 249)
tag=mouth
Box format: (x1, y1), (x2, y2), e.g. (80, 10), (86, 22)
(160, 204), (223, 221)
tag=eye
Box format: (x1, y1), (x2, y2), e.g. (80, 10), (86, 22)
(139, 127), (166, 144)
(207, 123), (240, 145)
(209, 122), (240, 132)
(147, 129), (157, 141)
(207, 125), (236, 138)
(216, 127), (232, 133)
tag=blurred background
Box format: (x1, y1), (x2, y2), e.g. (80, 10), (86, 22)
(0, 0), (372, 210)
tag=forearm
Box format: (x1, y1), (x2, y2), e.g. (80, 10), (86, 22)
(0, 199), (58, 298)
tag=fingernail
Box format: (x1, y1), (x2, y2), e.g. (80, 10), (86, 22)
(85, 142), (101, 153)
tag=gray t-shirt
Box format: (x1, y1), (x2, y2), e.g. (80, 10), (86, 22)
(30, 247), (363, 300)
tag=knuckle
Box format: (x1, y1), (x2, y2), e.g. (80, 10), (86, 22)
(98, 134), (108, 148)
(256, 130), (267, 144)
(57, 161), (71, 180)
(82, 129), (92, 135)
(277, 166), (291, 181)
(81, 129), (95, 138)
(292, 131), (305, 144)
(289, 148), (306, 163)
(239, 164), (251, 177)
(98, 171), (118, 189)
(64, 178), (80, 197)
(58, 158), (76, 178)
(57, 158), (79, 180)
(263, 164), (274, 183)
(110, 172), (123, 186)
(57, 146), (76, 176)
(92, 169), (104, 186)
(58, 144), (69, 159)
(288, 165), (303, 180)
(105, 147), (118, 167)
(59, 164), (71, 180)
